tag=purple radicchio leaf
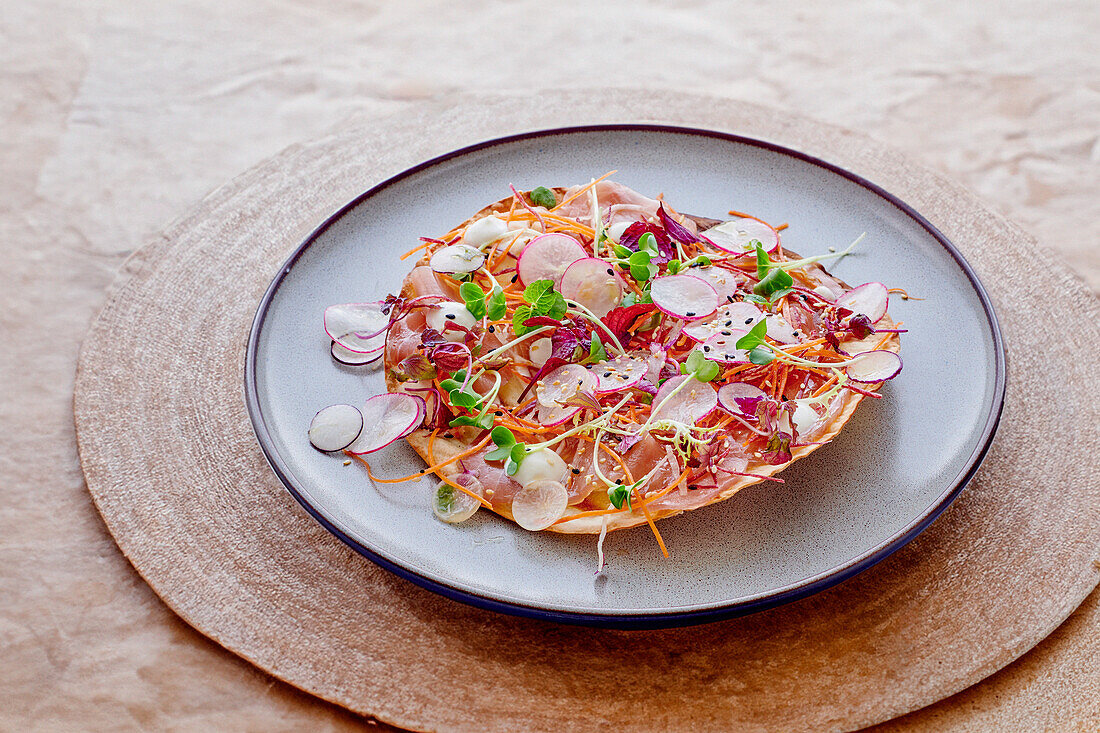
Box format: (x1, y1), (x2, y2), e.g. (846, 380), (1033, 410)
(523, 315), (563, 329)
(847, 313), (875, 340)
(601, 303), (657, 345)
(762, 431), (793, 465)
(397, 354), (436, 381)
(618, 222), (676, 263)
(657, 203), (700, 244)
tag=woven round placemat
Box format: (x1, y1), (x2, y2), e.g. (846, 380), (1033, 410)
(75, 90), (1100, 732)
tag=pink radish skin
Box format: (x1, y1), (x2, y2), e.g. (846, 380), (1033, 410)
(717, 383), (766, 417)
(347, 393), (426, 454)
(516, 233), (588, 286)
(651, 375), (719, 425)
(683, 302), (763, 343)
(845, 350), (902, 382)
(536, 364), (597, 407)
(308, 404), (364, 452)
(331, 341), (383, 366)
(689, 266), (741, 302)
(700, 332), (751, 363)
(649, 275), (719, 320)
(536, 403), (582, 427)
(324, 303), (389, 353)
(702, 218), (780, 253)
(559, 258), (624, 317)
(590, 354), (649, 393)
(836, 282), (889, 323)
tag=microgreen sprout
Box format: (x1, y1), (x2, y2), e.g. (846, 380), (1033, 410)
(679, 349), (721, 382)
(529, 186), (557, 209)
(441, 369), (501, 430)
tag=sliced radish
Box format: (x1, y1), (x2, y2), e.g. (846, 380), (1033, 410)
(432, 475), (482, 523)
(536, 402), (581, 427)
(649, 274), (719, 320)
(528, 337), (553, 367)
(425, 301), (477, 341)
(845, 350), (902, 382)
(699, 331), (751, 363)
(590, 354), (649, 393)
(836, 282), (889, 323)
(764, 314), (799, 344)
(462, 215), (509, 247)
(330, 340), (383, 366)
(651, 375), (718, 424)
(324, 303), (388, 354)
(606, 220), (633, 242)
(792, 402), (822, 437)
(308, 404), (364, 452)
(536, 364), (597, 408)
(559, 258), (624, 317)
(511, 479), (569, 531)
(429, 244), (486, 275)
(717, 383), (767, 417)
(702, 217), (779, 253)
(683, 302), (762, 342)
(347, 393), (425, 454)
(516, 233), (587, 286)
(513, 447), (570, 487)
(838, 331), (882, 356)
(689, 266), (741, 302)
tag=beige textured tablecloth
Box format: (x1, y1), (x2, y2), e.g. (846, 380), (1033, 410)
(3, 1), (1098, 730)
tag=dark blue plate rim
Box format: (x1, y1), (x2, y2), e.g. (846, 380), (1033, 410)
(244, 123), (1007, 630)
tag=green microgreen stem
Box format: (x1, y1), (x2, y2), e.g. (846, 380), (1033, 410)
(564, 299), (627, 354)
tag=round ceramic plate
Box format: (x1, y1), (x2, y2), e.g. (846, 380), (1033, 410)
(245, 125), (1005, 629)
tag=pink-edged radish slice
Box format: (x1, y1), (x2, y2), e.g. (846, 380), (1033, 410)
(331, 340), (383, 366)
(429, 243), (486, 275)
(764, 314), (799, 344)
(516, 233), (587, 286)
(461, 215), (509, 247)
(792, 402), (823, 437)
(346, 393), (425, 454)
(682, 302), (763, 342)
(702, 217), (780, 253)
(699, 331), (751, 363)
(651, 374), (719, 425)
(689, 266), (741, 303)
(649, 274), (719, 320)
(511, 479), (569, 531)
(324, 303), (389, 353)
(308, 404), (364, 452)
(528, 337), (553, 367)
(536, 402), (581, 427)
(845, 350), (902, 382)
(837, 331), (882, 356)
(717, 382), (767, 417)
(432, 475), (482, 523)
(559, 258), (624, 317)
(836, 282), (889, 323)
(536, 364), (597, 408)
(590, 354), (649, 393)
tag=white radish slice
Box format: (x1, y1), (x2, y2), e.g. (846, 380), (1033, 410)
(702, 217), (780, 253)
(347, 393), (425, 454)
(559, 258), (624, 317)
(649, 274), (719, 320)
(324, 303), (389, 353)
(511, 479), (569, 531)
(845, 350), (902, 382)
(330, 340), (383, 366)
(683, 302), (763, 342)
(717, 383), (767, 417)
(429, 243), (486, 275)
(536, 364), (597, 408)
(432, 476), (482, 523)
(590, 354), (649, 393)
(835, 282), (889, 323)
(513, 447), (570, 487)
(699, 331), (751, 363)
(528, 337), (553, 367)
(516, 233), (587, 286)
(536, 402), (581, 427)
(764, 314), (799, 344)
(462, 215), (509, 247)
(425, 301), (477, 341)
(838, 331), (882, 356)
(689, 266), (741, 302)
(606, 220), (633, 242)
(651, 375), (719, 425)
(792, 402), (821, 437)
(308, 404), (364, 452)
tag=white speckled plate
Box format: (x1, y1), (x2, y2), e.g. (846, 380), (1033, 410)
(245, 125), (1005, 628)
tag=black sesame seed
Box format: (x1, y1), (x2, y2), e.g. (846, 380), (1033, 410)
(495, 411), (503, 416)
(510, 275), (518, 283)
(571, 468), (581, 474)
(685, 311), (695, 317)
(603, 372), (612, 378)
(721, 330), (732, 336)
(606, 268), (614, 275)
(703, 345), (711, 352)
(487, 325), (496, 333)
(744, 317), (753, 324)
(727, 295), (735, 303)
(445, 313), (456, 320)
(443, 433), (454, 438)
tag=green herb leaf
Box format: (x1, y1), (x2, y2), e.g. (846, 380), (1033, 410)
(735, 319), (769, 351)
(589, 333), (607, 362)
(450, 390), (481, 409)
(459, 282), (486, 319)
(695, 360), (720, 381)
(638, 232), (659, 255)
(523, 279), (554, 307)
(529, 186), (556, 208)
(545, 292), (568, 320)
(512, 305), (534, 335)
(667, 259), (682, 274)
(439, 378), (461, 393)
(620, 292), (637, 307)
(748, 346), (775, 365)
(486, 426), (516, 460)
(448, 415), (479, 428)
(754, 241), (771, 279)
(753, 267), (794, 297)
(504, 457), (520, 476)
(767, 287), (794, 302)
(742, 293), (769, 306)
(695, 255), (712, 267)
(612, 243), (632, 258)
(509, 443), (527, 464)
(685, 349), (705, 374)
(607, 483), (631, 509)
(486, 286), (507, 321)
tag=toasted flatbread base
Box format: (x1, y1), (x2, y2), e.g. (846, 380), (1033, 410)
(386, 191), (901, 533)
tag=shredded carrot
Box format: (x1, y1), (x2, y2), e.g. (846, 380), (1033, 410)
(641, 467), (691, 506)
(346, 433), (492, 484)
(400, 240), (432, 261)
(639, 498), (669, 558)
(574, 434), (634, 482)
(549, 170), (617, 213)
